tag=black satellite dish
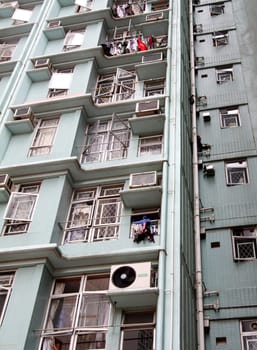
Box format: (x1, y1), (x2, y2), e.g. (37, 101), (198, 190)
(112, 266), (136, 288)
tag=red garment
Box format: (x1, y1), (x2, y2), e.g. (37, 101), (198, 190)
(148, 35), (154, 49)
(137, 38), (148, 51)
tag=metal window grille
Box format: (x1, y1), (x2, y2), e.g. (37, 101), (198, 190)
(220, 108), (240, 128)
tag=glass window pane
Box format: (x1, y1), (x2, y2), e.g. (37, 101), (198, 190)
(76, 333), (106, 350)
(78, 294), (110, 327)
(123, 329), (153, 350)
(85, 275), (109, 291)
(46, 296), (77, 329)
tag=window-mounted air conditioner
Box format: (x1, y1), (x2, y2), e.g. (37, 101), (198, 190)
(129, 171), (157, 188)
(13, 106), (34, 121)
(47, 20), (62, 28)
(146, 12), (163, 21)
(142, 52), (163, 64)
(0, 174), (12, 194)
(203, 165), (215, 177)
(34, 58), (52, 70)
(109, 262), (151, 291)
(203, 112), (211, 122)
(0, 1), (18, 8)
(135, 100), (160, 117)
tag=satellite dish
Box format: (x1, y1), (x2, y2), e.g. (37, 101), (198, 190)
(111, 266), (136, 288)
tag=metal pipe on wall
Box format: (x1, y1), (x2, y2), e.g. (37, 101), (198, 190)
(188, 0), (205, 349)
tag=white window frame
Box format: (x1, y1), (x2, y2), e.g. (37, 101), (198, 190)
(241, 320), (257, 350)
(216, 66), (233, 84)
(48, 70), (73, 97)
(29, 117), (59, 156)
(220, 107), (240, 128)
(40, 274), (110, 350)
(75, 0), (93, 12)
(0, 41), (17, 62)
(120, 310), (156, 350)
(81, 119), (130, 163)
(212, 31), (229, 46)
(225, 160), (249, 185)
(232, 226), (257, 261)
(210, 3), (224, 15)
(0, 272), (15, 326)
(94, 69), (136, 104)
(144, 79), (165, 97)
(138, 135), (163, 156)
(63, 184), (123, 244)
(12, 8), (32, 24)
(2, 184), (40, 235)
(63, 30), (85, 51)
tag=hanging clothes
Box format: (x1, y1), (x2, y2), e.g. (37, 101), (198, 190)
(137, 38), (148, 51)
(133, 216), (155, 243)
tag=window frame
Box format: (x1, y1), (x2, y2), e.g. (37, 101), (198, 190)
(138, 135), (163, 156)
(210, 2), (225, 16)
(120, 309), (156, 350)
(29, 117), (59, 156)
(216, 66), (233, 84)
(225, 160), (249, 186)
(81, 118), (130, 163)
(220, 107), (240, 128)
(2, 183), (40, 235)
(212, 31), (229, 46)
(232, 226), (257, 261)
(40, 274), (110, 350)
(0, 272), (15, 326)
(63, 184), (123, 244)
(63, 30), (85, 52)
(240, 320), (257, 350)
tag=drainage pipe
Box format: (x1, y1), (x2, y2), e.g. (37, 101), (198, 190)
(188, 1), (205, 350)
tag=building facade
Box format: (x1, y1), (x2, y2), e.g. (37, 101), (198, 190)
(194, 0), (257, 349)
(0, 1), (196, 350)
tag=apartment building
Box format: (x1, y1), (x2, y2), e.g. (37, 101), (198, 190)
(0, 1), (196, 350)
(194, 0), (257, 349)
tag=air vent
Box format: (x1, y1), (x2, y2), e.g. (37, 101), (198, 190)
(34, 58), (52, 69)
(47, 20), (62, 28)
(13, 107), (34, 121)
(0, 174), (12, 194)
(203, 112), (211, 122)
(142, 52), (163, 63)
(129, 171), (157, 188)
(135, 100), (160, 117)
(146, 12), (163, 21)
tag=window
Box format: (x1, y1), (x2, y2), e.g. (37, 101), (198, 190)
(12, 8), (32, 24)
(0, 272), (15, 326)
(48, 69), (73, 97)
(40, 274), (110, 350)
(225, 160), (249, 185)
(210, 3), (224, 15)
(241, 320), (257, 350)
(0, 40), (17, 62)
(212, 31), (229, 46)
(29, 117), (59, 156)
(75, 0), (93, 12)
(112, 0), (146, 18)
(2, 183), (40, 235)
(94, 68), (135, 104)
(220, 107), (240, 128)
(81, 119), (130, 163)
(216, 66), (233, 84)
(232, 226), (257, 260)
(131, 209), (160, 243)
(121, 310), (155, 350)
(63, 184), (123, 244)
(138, 135), (163, 156)
(144, 79), (165, 97)
(63, 30), (85, 51)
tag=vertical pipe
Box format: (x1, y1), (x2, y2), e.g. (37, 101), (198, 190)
(188, 1), (205, 350)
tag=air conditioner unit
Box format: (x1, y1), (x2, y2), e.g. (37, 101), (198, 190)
(34, 58), (52, 69)
(203, 112), (211, 122)
(109, 262), (151, 291)
(142, 52), (163, 63)
(0, 1), (18, 8)
(203, 165), (215, 177)
(135, 100), (160, 117)
(13, 107), (34, 121)
(129, 171), (157, 188)
(146, 12), (163, 21)
(0, 174), (12, 193)
(47, 20), (61, 28)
